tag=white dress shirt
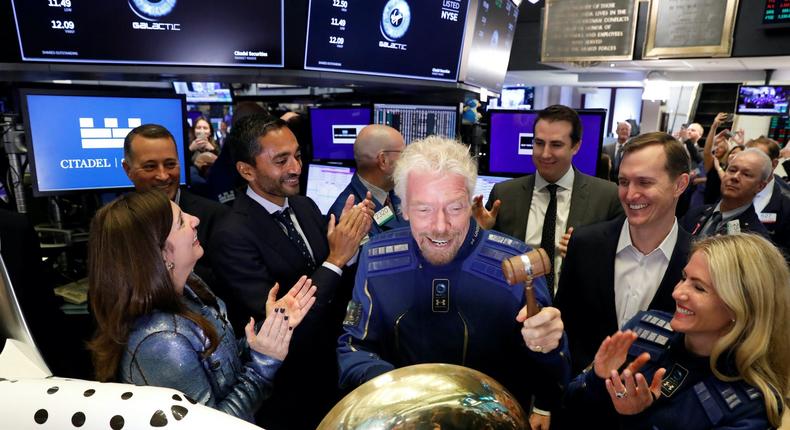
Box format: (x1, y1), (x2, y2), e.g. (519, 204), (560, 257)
(525, 168), (575, 291)
(613, 218), (679, 328)
(246, 187), (342, 275)
(753, 177), (775, 214)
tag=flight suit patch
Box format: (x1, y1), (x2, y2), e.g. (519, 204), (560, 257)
(343, 301), (362, 327)
(432, 279), (449, 313)
(661, 363), (689, 397)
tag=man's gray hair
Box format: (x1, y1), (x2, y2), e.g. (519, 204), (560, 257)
(393, 136), (477, 210)
(735, 148), (773, 182)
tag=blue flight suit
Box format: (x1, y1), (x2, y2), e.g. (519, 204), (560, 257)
(337, 220), (572, 412)
(566, 310), (773, 429)
(328, 174), (409, 237)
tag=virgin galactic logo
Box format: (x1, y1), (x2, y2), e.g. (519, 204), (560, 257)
(380, 0), (411, 41)
(129, 0), (181, 31)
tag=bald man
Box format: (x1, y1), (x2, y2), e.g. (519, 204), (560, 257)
(328, 124), (409, 237)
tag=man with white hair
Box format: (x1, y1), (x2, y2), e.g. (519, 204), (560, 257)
(337, 136), (571, 430)
(681, 148), (772, 239)
(603, 121), (632, 181)
(328, 124), (409, 237)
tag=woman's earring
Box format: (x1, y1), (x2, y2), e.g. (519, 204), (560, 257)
(166, 261), (175, 271)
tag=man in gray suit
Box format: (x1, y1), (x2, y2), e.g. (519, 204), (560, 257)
(602, 121), (631, 182)
(473, 105), (622, 296)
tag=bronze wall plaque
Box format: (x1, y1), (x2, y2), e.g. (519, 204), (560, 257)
(644, 0), (739, 58)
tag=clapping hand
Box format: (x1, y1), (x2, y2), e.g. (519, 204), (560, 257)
(593, 331), (665, 415)
(265, 276), (317, 329)
(472, 195), (500, 230)
(245, 309), (292, 361)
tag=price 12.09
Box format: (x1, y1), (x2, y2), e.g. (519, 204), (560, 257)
(51, 19), (75, 33)
(329, 36), (345, 47)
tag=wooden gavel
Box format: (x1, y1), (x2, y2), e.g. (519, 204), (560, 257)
(501, 248), (551, 318)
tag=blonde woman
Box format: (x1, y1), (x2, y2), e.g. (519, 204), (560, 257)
(567, 234), (789, 429)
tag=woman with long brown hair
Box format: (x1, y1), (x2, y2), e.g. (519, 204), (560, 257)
(88, 190), (316, 422)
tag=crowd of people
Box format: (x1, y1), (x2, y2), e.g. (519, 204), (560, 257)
(81, 104), (789, 429)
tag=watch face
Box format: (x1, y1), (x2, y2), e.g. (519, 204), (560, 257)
(380, 0), (411, 41)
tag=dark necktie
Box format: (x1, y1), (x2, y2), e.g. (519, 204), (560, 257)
(702, 211), (723, 238)
(272, 208), (316, 271)
(614, 144), (625, 171)
(540, 184), (559, 294)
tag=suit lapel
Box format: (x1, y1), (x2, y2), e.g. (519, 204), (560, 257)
(514, 176), (535, 241)
(567, 171), (589, 229)
(599, 218), (623, 330)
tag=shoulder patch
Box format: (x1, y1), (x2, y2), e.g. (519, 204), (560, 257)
(365, 232), (414, 274)
(626, 310), (678, 362)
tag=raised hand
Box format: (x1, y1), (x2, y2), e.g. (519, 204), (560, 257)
(471, 195), (500, 230)
(713, 112), (729, 126)
(605, 367), (665, 415)
(245, 309), (293, 361)
(517, 306), (563, 354)
(593, 331), (644, 378)
(327, 202), (372, 267)
(265, 276), (317, 329)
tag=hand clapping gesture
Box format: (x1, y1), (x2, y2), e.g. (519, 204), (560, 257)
(245, 309), (292, 361)
(265, 276), (317, 329)
(593, 331), (666, 415)
(471, 195), (500, 230)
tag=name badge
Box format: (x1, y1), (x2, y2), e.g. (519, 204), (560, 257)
(759, 212), (777, 224)
(725, 220), (741, 235)
(374, 206), (395, 226)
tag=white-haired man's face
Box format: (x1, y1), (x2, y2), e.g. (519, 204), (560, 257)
(403, 170), (471, 266)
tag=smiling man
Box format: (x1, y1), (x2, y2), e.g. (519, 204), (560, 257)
(338, 136), (571, 430)
(553, 132), (692, 428)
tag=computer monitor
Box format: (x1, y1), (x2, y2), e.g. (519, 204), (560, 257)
(488, 109), (605, 177)
(309, 106), (372, 161)
(736, 85), (789, 115)
(474, 174), (511, 203)
(373, 104), (458, 145)
(11, 0), (284, 67)
(304, 0), (470, 81)
(173, 82), (233, 104)
(20, 89), (188, 196)
(305, 163), (356, 214)
(458, 0), (519, 92)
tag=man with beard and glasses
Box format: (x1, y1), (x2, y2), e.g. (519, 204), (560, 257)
(209, 113), (374, 429)
(337, 136), (571, 430)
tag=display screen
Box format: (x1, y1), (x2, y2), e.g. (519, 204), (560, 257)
(310, 106), (372, 160)
(763, 0), (790, 25)
(21, 90), (188, 195)
(374, 104), (458, 144)
(736, 85), (789, 115)
(305, 163), (356, 214)
(459, 0), (519, 92)
(173, 82), (233, 104)
(474, 174), (511, 203)
(488, 109), (605, 176)
(305, 0), (470, 81)
(11, 0), (284, 67)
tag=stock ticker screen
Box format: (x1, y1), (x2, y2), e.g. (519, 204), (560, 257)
(10, 0), (284, 66)
(763, 0), (790, 25)
(305, 0), (470, 81)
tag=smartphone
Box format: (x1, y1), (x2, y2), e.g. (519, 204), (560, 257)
(723, 130), (733, 138)
(195, 130), (209, 140)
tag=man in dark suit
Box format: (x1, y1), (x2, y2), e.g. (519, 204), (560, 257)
(553, 132), (691, 428)
(328, 124), (409, 237)
(208, 113), (372, 429)
(556, 132), (692, 375)
(602, 121), (631, 181)
(122, 124), (228, 280)
(475, 105), (622, 295)
(681, 148), (772, 240)
(747, 137), (790, 250)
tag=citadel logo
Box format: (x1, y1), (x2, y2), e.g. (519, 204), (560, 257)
(380, 0), (411, 41)
(129, 0), (180, 31)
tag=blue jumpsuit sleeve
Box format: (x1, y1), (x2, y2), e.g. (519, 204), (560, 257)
(336, 250), (395, 389)
(127, 331), (281, 419)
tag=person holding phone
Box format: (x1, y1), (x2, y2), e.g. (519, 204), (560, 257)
(189, 117), (220, 193)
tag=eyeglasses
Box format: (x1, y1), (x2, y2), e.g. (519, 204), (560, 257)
(381, 150), (403, 154)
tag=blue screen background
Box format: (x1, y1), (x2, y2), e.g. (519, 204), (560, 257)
(310, 107), (372, 160)
(26, 94), (186, 193)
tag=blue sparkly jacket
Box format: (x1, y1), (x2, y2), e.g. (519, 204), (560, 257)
(119, 283), (281, 423)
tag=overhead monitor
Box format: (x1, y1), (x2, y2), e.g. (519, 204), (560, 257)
(309, 106), (373, 161)
(304, 0), (470, 81)
(11, 0), (284, 67)
(459, 0), (519, 92)
(305, 163), (356, 214)
(474, 174), (511, 203)
(173, 82), (233, 104)
(763, 1), (790, 26)
(488, 109), (605, 177)
(373, 104), (458, 145)
(736, 85), (789, 115)
(20, 89), (188, 196)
